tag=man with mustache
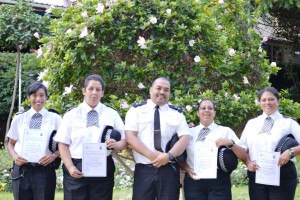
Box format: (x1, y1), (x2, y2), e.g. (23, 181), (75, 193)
(125, 77), (191, 200)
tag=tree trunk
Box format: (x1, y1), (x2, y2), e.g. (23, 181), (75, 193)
(5, 44), (22, 139)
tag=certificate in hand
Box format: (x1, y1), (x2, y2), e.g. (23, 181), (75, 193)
(256, 150), (280, 186)
(21, 129), (48, 163)
(82, 143), (107, 177)
(193, 142), (218, 179)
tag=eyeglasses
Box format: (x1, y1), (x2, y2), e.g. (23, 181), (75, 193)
(199, 107), (214, 111)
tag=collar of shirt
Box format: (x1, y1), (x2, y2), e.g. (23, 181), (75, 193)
(147, 99), (168, 111)
(199, 122), (216, 131)
(82, 101), (102, 116)
(261, 110), (281, 121)
(29, 107), (46, 118)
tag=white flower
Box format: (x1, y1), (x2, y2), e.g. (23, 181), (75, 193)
(138, 83), (146, 89)
(194, 55), (200, 62)
(63, 85), (73, 95)
(255, 99), (259, 105)
(270, 62), (277, 67)
(45, 5), (54, 14)
(233, 94), (240, 101)
(33, 32), (40, 39)
(137, 36), (147, 49)
(243, 76), (249, 84)
(96, 3), (105, 14)
(149, 17), (157, 24)
(217, 25), (223, 30)
(37, 46), (43, 58)
(37, 69), (48, 81)
(261, 36), (268, 43)
(189, 40), (195, 47)
(125, 93), (128, 96)
(42, 81), (49, 88)
(218, 0), (225, 4)
(198, 99), (202, 103)
(224, 10), (229, 14)
(258, 47), (262, 53)
(189, 122), (195, 128)
(80, 27), (88, 38)
(81, 11), (89, 18)
(229, 48), (236, 56)
(166, 9), (172, 14)
(121, 100), (129, 109)
(224, 92), (228, 97)
(66, 29), (72, 34)
(185, 105), (193, 112)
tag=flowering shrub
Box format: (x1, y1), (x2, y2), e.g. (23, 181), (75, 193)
(0, 147), (12, 192)
(38, 0), (300, 134)
(231, 162), (248, 186)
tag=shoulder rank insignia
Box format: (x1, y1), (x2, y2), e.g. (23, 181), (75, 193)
(283, 115), (296, 121)
(168, 104), (182, 113)
(66, 105), (78, 113)
(132, 100), (147, 108)
(105, 104), (117, 111)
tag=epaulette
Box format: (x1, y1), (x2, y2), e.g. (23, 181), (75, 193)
(132, 100), (147, 108)
(283, 115), (297, 121)
(65, 105), (78, 113)
(48, 108), (60, 115)
(168, 104), (182, 113)
(104, 104), (117, 111)
(15, 108), (29, 115)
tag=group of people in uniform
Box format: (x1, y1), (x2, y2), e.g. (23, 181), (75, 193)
(6, 74), (300, 200)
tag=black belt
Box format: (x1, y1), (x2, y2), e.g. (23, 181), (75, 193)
(22, 162), (41, 167)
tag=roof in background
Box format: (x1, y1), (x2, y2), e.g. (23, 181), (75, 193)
(0, 0), (71, 9)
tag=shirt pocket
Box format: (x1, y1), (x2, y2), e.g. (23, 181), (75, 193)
(138, 114), (152, 133)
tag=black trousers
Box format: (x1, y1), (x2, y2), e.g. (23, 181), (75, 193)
(132, 163), (181, 200)
(63, 155), (115, 200)
(248, 161), (297, 200)
(11, 164), (56, 200)
(184, 170), (232, 200)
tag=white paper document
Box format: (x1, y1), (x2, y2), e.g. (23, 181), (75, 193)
(193, 142), (218, 179)
(82, 143), (107, 177)
(256, 150), (280, 186)
(21, 129), (48, 163)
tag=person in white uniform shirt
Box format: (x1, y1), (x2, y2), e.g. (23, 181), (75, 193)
(54, 74), (127, 200)
(125, 77), (191, 200)
(180, 99), (249, 200)
(240, 86), (300, 200)
(7, 81), (61, 200)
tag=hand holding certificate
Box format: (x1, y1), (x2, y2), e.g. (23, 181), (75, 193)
(256, 150), (280, 186)
(82, 143), (107, 177)
(193, 141), (218, 179)
(21, 129), (48, 163)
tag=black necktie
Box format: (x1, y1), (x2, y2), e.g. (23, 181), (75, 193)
(29, 113), (42, 129)
(154, 105), (163, 152)
(86, 110), (99, 127)
(195, 127), (210, 142)
(260, 117), (274, 133)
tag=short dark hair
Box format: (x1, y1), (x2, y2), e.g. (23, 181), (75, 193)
(197, 99), (216, 110)
(27, 81), (48, 97)
(84, 74), (105, 89)
(152, 77), (170, 87)
(258, 87), (279, 101)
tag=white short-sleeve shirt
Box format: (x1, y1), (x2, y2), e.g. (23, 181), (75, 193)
(7, 107), (62, 157)
(125, 99), (191, 164)
(186, 122), (245, 170)
(54, 102), (125, 158)
(240, 110), (300, 162)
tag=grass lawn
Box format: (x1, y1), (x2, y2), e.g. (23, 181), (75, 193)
(1, 185), (300, 200)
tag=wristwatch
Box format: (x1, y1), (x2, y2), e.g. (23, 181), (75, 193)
(290, 148), (295, 158)
(52, 152), (59, 158)
(228, 140), (235, 148)
(167, 152), (175, 161)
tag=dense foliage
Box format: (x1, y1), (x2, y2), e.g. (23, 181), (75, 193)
(38, 0), (300, 133)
